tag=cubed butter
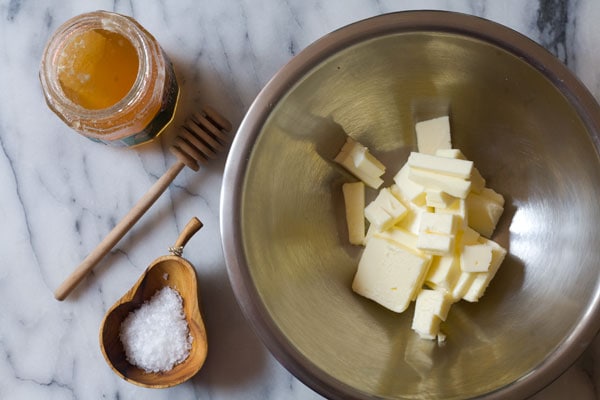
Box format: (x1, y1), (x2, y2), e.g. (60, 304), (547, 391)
(416, 232), (454, 255)
(466, 188), (504, 237)
(414, 289), (453, 321)
(342, 182), (365, 245)
(364, 187), (408, 231)
(436, 198), (468, 228)
(460, 243), (493, 272)
(364, 223), (377, 245)
(415, 116), (452, 155)
(411, 289), (452, 340)
(352, 236), (431, 313)
(408, 167), (471, 199)
(335, 137), (385, 189)
(450, 271), (476, 301)
(419, 212), (457, 236)
(435, 148), (466, 159)
(458, 226), (481, 246)
(408, 152), (473, 179)
(425, 188), (456, 209)
(392, 165), (426, 205)
(337, 121), (509, 342)
(434, 148), (485, 192)
(462, 238), (507, 302)
(470, 168), (486, 193)
(425, 254), (461, 292)
(374, 226), (420, 254)
(411, 312), (442, 340)
(481, 187), (505, 206)
(391, 195), (431, 235)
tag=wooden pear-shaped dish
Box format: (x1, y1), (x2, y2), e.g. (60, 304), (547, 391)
(99, 217), (207, 388)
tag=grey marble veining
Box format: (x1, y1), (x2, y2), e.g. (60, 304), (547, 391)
(0, 0), (598, 399)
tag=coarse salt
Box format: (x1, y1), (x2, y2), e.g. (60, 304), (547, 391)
(119, 286), (193, 373)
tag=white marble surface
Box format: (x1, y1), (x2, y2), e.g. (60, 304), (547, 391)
(0, 0), (598, 399)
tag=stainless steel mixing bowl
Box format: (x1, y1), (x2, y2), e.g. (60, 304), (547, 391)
(220, 11), (600, 400)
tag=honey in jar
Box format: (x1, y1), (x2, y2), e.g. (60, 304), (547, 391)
(40, 11), (179, 146)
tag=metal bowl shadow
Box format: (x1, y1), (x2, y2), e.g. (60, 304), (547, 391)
(220, 11), (600, 400)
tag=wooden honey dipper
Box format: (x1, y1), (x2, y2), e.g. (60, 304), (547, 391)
(54, 106), (232, 301)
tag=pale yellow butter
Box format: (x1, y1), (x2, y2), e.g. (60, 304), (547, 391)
(419, 211), (458, 236)
(334, 137), (385, 189)
(416, 232), (454, 255)
(436, 198), (468, 228)
(415, 116), (452, 155)
(466, 187), (504, 237)
(460, 243), (493, 272)
(392, 165), (426, 205)
(352, 236), (431, 313)
(364, 187), (408, 231)
(372, 227), (420, 253)
(462, 238), (507, 302)
(342, 182), (365, 245)
(408, 152), (474, 179)
(408, 167), (471, 199)
(425, 188), (456, 209)
(411, 289), (453, 340)
(425, 253), (461, 292)
(339, 114), (510, 342)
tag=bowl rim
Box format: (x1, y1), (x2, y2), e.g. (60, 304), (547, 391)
(220, 10), (600, 400)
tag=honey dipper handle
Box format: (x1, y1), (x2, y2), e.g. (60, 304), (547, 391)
(54, 161), (186, 301)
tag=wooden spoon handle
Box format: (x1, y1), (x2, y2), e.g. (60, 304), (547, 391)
(54, 161), (186, 301)
(171, 217), (203, 254)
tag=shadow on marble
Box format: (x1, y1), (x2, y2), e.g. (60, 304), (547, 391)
(192, 267), (268, 389)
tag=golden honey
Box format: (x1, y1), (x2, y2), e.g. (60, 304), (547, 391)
(58, 29), (139, 110)
(40, 11), (179, 146)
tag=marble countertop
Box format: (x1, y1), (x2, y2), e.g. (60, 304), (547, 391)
(0, 0), (598, 399)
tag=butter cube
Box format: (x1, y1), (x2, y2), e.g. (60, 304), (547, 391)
(415, 116), (452, 155)
(408, 152), (474, 179)
(419, 212), (457, 236)
(425, 254), (461, 292)
(352, 237), (431, 313)
(435, 148), (466, 159)
(466, 188), (504, 237)
(364, 188), (408, 231)
(374, 226), (420, 253)
(434, 148), (486, 192)
(416, 232), (454, 255)
(462, 238), (507, 302)
(335, 137), (385, 189)
(342, 182), (365, 245)
(415, 289), (453, 321)
(436, 198), (468, 228)
(411, 312), (442, 340)
(337, 138), (386, 179)
(458, 226), (481, 246)
(365, 224), (421, 253)
(392, 165), (426, 205)
(408, 167), (471, 199)
(411, 289), (453, 340)
(425, 189), (456, 209)
(363, 223), (377, 245)
(460, 243), (493, 272)
(391, 195), (431, 235)
(450, 272), (476, 301)
(470, 168), (486, 193)
(481, 187), (505, 206)
(416, 208), (457, 256)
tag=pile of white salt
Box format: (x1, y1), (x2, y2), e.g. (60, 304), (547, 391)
(119, 286), (193, 373)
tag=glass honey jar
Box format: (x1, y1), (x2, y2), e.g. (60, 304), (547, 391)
(39, 10), (179, 146)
